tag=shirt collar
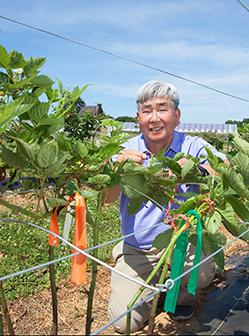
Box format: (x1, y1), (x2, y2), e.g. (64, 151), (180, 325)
(139, 131), (183, 159)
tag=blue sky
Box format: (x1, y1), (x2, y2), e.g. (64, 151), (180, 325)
(1, 0), (249, 123)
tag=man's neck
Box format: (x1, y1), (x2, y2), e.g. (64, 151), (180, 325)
(146, 137), (173, 154)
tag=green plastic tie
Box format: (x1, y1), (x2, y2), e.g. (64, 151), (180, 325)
(187, 210), (202, 295)
(164, 209), (202, 313)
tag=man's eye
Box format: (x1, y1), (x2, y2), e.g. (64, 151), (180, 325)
(142, 110), (151, 114)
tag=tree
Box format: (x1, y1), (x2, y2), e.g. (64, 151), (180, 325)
(64, 99), (104, 141)
(116, 116), (137, 123)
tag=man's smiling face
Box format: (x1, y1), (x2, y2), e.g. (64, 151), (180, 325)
(137, 96), (180, 153)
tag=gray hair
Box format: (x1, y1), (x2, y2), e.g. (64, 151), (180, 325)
(136, 80), (179, 110)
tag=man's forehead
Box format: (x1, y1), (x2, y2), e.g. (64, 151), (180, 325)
(140, 97), (171, 107)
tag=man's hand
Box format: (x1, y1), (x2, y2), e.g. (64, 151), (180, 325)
(117, 149), (147, 165)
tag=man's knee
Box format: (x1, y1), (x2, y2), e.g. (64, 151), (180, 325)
(109, 301), (150, 334)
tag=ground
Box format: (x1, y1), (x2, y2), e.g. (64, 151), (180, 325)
(1, 193), (248, 335)
(2, 229), (248, 335)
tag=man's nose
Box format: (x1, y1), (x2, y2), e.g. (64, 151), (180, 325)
(150, 110), (160, 121)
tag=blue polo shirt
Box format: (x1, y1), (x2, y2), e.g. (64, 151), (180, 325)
(120, 131), (226, 250)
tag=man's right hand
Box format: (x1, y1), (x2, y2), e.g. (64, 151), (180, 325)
(117, 149), (147, 164)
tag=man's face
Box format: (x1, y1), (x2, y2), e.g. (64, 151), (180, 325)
(137, 96), (180, 149)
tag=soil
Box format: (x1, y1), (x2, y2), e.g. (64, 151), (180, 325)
(1, 193), (248, 335)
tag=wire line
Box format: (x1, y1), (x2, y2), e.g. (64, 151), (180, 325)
(237, 0), (249, 13)
(1, 15), (249, 103)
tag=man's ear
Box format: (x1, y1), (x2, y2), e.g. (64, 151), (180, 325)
(175, 108), (181, 126)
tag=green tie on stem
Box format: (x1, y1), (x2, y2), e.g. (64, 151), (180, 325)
(164, 209), (202, 313)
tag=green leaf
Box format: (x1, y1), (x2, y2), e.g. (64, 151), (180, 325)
(0, 99), (32, 133)
(0, 45), (10, 68)
(231, 152), (249, 187)
(0, 71), (10, 87)
(226, 195), (249, 222)
(204, 146), (219, 168)
(8, 50), (25, 69)
(121, 174), (149, 198)
(88, 174), (111, 185)
(224, 169), (249, 200)
(205, 211), (222, 234)
(14, 138), (37, 163)
(74, 141), (88, 158)
(0, 197), (39, 219)
(181, 159), (195, 178)
(173, 152), (185, 161)
(232, 134), (249, 156)
(31, 75), (54, 88)
(99, 143), (121, 159)
(0, 146), (29, 169)
(47, 197), (67, 208)
(66, 178), (78, 196)
(23, 57), (46, 76)
(218, 203), (249, 242)
(162, 157), (182, 176)
(153, 230), (173, 250)
(38, 117), (64, 127)
(128, 196), (146, 215)
(202, 231), (226, 271)
(28, 102), (50, 124)
(36, 141), (58, 169)
(46, 155), (66, 178)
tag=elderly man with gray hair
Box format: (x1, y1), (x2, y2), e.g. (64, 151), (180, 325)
(106, 80), (226, 333)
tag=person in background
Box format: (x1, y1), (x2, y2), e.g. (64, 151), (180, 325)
(106, 80), (226, 333)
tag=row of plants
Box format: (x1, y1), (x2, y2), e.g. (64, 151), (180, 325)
(0, 44), (248, 334)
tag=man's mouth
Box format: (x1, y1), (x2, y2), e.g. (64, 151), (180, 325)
(150, 126), (163, 132)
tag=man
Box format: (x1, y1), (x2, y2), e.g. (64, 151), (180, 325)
(106, 80), (226, 333)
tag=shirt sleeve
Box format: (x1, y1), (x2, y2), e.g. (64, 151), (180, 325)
(188, 136), (227, 164)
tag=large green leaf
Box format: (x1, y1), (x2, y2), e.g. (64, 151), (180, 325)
(204, 211), (222, 234)
(226, 195), (249, 222)
(0, 146), (29, 169)
(224, 169), (249, 200)
(153, 229), (173, 250)
(8, 50), (25, 69)
(28, 102), (50, 124)
(88, 174), (111, 185)
(232, 134), (249, 156)
(218, 203), (249, 242)
(14, 138), (37, 164)
(0, 45), (10, 68)
(74, 141), (88, 158)
(31, 75), (54, 88)
(181, 159), (195, 178)
(231, 152), (249, 187)
(162, 157), (182, 176)
(46, 158), (66, 178)
(23, 57), (46, 76)
(36, 141), (58, 169)
(127, 196), (146, 215)
(204, 146), (219, 169)
(0, 71), (10, 87)
(121, 174), (149, 198)
(202, 231), (226, 271)
(0, 99), (32, 134)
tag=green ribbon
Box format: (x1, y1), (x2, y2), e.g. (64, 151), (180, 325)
(164, 209), (202, 313)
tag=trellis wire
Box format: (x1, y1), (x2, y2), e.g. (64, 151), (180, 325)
(0, 218), (162, 291)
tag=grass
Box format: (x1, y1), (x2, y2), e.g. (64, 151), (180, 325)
(0, 201), (120, 300)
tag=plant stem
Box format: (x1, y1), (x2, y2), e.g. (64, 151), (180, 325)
(125, 227), (185, 335)
(0, 305), (3, 336)
(85, 190), (104, 335)
(48, 246), (58, 335)
(0, 281), (15, 336)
